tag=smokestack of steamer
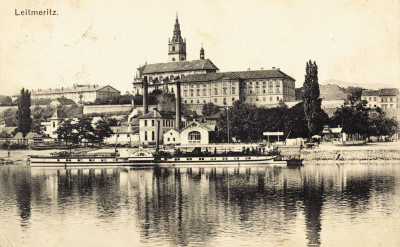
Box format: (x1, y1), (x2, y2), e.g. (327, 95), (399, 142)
(143, 76), (149, 114)
(176, 81), (181, 130)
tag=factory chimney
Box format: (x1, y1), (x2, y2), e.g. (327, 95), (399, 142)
(143, 76), (149, 114)
(175, 81), (181, 130)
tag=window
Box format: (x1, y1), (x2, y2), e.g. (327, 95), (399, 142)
(276, 81), (280, 93)
(214, 98), (218, 103)
(203, 88), (207, 96)
(184, 90), (188, 97)
(255, 86), (260, 94)
(188, 131), (201, 143)
(191, 100), (193, 103)
(152, 120), (154, 126)
(144, 120), (147, 126)
(151, 131), (154, 141)
(53, 122), (55, 128)
(197, 99), (200, 103)
(369, 97), (371, 101)
(232, 87), (236, 94)
(197, 89), (200, 96)
(145, 131), (147, 141)
(223, 98), (227, 105)
(269, 82), (273, 93)
(270, 96), (273, 101)
(374, 97), (376, 101)
(172, 46), (175, 52)
(173, 138), (175, 141)
(232, 98), (235, 102)
(249, 86), (253, 94)
(203, 99), (206, 103)
(190, 90), (194, 97)
(214, 88), (218, 95)
(168, 138), (170, 141)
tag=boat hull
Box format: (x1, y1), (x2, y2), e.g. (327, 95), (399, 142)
(29, 154), (276, 167)
(155, 155), (275, 167)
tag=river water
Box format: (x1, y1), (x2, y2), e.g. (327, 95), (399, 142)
(0, 163), (399, 247)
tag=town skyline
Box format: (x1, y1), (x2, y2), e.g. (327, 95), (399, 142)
(1, 0), (399, 96)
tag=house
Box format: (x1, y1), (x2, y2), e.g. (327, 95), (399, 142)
(104, 125), (139, 146)
(138, 109), (176, 145)
(322, 125), (344, 142)
(41, 109), (68, 138)
(164, 121), (216, 146)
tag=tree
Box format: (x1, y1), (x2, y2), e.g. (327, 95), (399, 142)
(302, 61), (323, 136)
(0, 95), (12, 106)
(56, 119), (76, 145)
(17, 88), (32, 137)
(202, 103), (220, 116)
(94, 117), (114, 143)
(75, 117), (95, 146)
(156, 91), (176, 111)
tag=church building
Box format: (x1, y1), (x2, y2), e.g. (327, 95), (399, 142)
(132, 15), (296, 107)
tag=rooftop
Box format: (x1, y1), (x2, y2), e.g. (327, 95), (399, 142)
(179, 69), (295, 83)
(140, 59), (219, 74)
(28, 85), (120, 96)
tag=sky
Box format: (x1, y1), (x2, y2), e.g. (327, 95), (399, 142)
(0, 0), (399, 96)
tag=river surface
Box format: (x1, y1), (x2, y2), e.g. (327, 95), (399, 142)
(1, 163), (400, 247)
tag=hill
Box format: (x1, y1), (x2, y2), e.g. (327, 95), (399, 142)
(322, 79), (394, 90)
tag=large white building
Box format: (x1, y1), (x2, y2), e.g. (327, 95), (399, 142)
(15, 84), (121, 104)
(132, 15), (296, 107)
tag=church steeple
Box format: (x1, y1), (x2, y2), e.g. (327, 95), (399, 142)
(200, 44), (205, 60)
(168, 14), (186, 62)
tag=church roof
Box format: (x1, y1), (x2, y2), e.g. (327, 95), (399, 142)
(179, 69), (295, 82)
(140, 59), (219, 74)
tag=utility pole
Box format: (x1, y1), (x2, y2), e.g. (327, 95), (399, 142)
(227, 105), (230, 143)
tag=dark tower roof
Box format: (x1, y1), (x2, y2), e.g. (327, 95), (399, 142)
(172, 14), (183, 43)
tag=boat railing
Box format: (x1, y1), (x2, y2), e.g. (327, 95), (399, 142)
(29, 152), (117, 158)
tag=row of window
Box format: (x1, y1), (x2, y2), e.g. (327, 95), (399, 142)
(143, 120), (174, 128)
(184, 97), (236, 105)
(244, 96), (280, 102)
(363, 97), (397, 103)
(183, 87), (236, 97)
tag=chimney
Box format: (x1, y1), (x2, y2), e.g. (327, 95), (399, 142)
(176, 81), (182, 130)
(260, 67), (264, 70)
(272, 67), (276, 70)
(277, 68), (280, 71)
(247, 68), (250, 71)
(143, 76), (149, 114)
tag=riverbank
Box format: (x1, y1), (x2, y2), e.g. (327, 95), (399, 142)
(301, 141), (400, 161)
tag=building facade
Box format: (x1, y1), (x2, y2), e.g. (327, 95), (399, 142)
(132, 15), (296, 107)
(41, 109), (68, 138)
(179, 69), (295, 106)
(361, 88), (399, 109)
(16, 84), (121, 104)
(138, 109), (176, 145)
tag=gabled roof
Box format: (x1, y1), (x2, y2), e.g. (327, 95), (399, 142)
(179, 69), (295, 83)
(13, 132), (24, 139)
(25, 132), (42, 139)
(138, 110), (175, 119)
(140, 59), (219, 74)
(51, 109), (67, 119)
(182, 121), (215, 132)
(379, 88), (399, 96)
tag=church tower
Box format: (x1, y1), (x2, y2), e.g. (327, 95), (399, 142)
(168, 14), (186, 62)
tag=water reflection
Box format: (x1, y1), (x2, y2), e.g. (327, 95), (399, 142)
(0, 163), (399, 247)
